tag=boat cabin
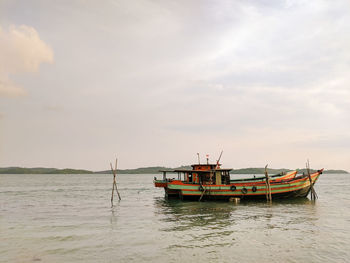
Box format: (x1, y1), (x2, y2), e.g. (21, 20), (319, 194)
(161, 163), (232, 185)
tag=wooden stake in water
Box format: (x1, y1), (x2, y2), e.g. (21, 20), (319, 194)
(110, 158), (121, 207)
(306, 159), (318, 200)
(199, 186), (206, 202)
(264, 165), (272, 202)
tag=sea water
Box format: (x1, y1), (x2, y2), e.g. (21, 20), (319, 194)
(1, 173), (349, 263)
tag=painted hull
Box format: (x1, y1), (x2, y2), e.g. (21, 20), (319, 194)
(154, 181), (167, 187)
(154, 170), (297, 190)
(155, 170), (322, 201)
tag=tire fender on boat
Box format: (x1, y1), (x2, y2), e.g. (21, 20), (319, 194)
(241, 187), (248, 194)
(230, 185), (236, 191)
(252, 186), (257, 192)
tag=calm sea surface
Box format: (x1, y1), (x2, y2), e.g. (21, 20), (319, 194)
(1, 173), (349, 263)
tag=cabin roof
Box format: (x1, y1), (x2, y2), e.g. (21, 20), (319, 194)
(160, 168), (232, 173)
(191, 164), (220, 166)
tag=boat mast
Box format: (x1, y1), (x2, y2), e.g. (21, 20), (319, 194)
(216, 150), (223, 169)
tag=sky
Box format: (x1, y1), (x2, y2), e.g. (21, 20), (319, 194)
(0, 0), (350, 171)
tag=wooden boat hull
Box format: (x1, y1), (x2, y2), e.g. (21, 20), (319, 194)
(154, 170), (297, 190)
(156, 170), (322, 201)
(154, 181), (167, 187)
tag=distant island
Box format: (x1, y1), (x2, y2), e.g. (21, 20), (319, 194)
(0, 166), (348, 174)
(0, 167), (93, 174)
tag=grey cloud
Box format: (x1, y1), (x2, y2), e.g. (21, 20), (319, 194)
(42, 105), (63, 112)
(293, 134), (350, 149)
(1, 0), (350, 171)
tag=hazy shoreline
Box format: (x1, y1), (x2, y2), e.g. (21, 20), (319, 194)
(0, 166), (347, 174)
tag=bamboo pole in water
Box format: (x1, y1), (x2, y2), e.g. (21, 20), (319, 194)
(264, 165), (272, 202)
(306, 159), (317, 200)
(114, 159), (121, 201)
(110, 158), (121, 207)
(110, 166), (115, 207)
(199, 186), (206, 202)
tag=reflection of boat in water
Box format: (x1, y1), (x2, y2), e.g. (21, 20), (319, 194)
(154, 161), (323, 201)
(153, 197), (315, 230)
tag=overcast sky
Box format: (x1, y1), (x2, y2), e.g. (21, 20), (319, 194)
(1, 0), (350, 171)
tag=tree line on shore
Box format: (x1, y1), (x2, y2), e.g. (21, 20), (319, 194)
(0, 166), (347, 174)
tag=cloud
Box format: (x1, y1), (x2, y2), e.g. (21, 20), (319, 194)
(0, 77), (27, 97)
(1, 1), (350, 170)
(147, 0), (350, 131)
(0, 25), (54, 97)
(42, 105), (63, 112)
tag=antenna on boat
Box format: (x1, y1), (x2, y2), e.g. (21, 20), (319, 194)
(206, 154), (209, 165)
(110, 158), (121, 207)
(197, 153), (200, 164)
(216, 150), (223, 168)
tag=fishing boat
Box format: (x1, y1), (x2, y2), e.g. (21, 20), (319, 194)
(154, 161), (322, 201)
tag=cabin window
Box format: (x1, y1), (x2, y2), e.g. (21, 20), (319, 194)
(193, 173), (197, 183)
